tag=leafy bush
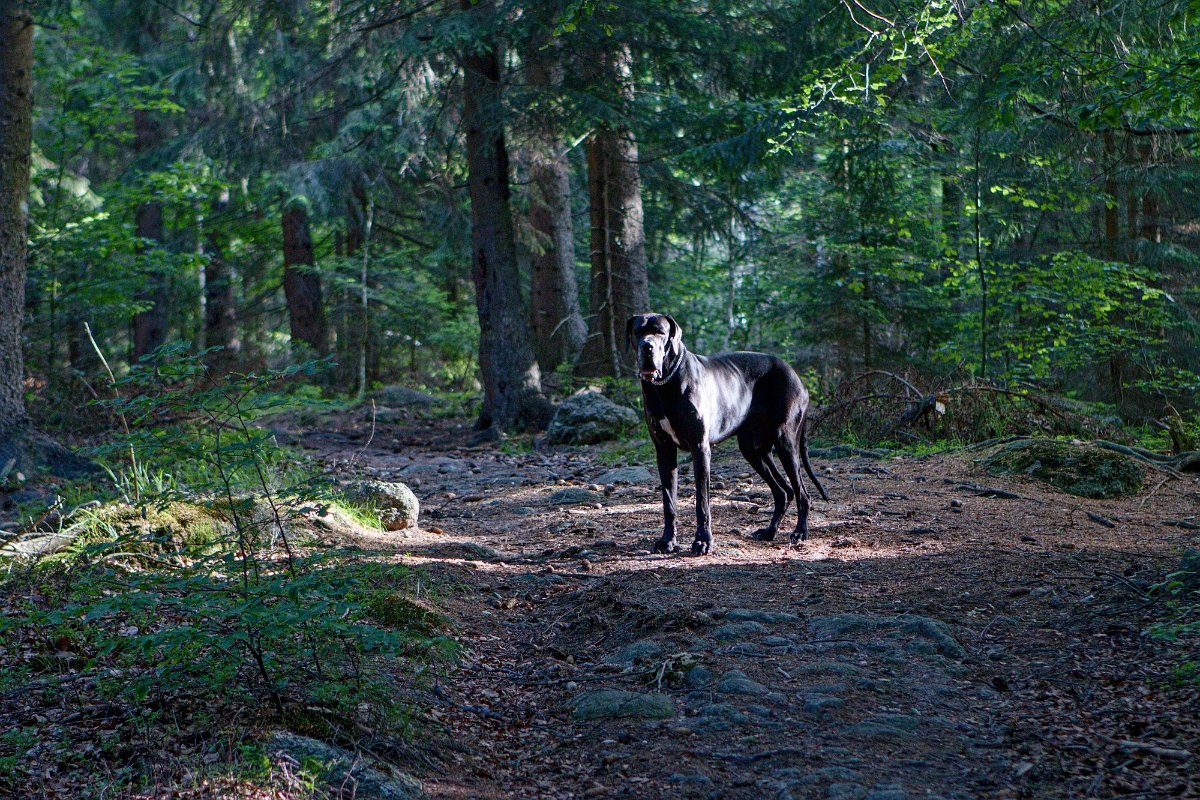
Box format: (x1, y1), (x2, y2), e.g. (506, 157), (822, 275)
(0, 345), (457, 794)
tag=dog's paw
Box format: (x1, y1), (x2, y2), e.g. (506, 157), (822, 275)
(690, 539), (712, 556)
(653, 538), (679, 554)
(750, 527), (778, 542)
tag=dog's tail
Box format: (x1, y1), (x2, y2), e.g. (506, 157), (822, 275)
(798, 416), (829, 501)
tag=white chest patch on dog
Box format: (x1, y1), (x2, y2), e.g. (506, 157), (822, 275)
(657, 418), (682, 446)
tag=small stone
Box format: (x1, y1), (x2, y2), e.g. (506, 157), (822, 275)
(762, 636), (796, 648)
(597, 466), (652, 484)
(669, 773), (714, 790)
(603, 640), (662, 667)
(726, 608), (801, 624)
(549, 487), (600, 505)
(803, 694), (845, 715)
(684, 665), (714, 689)
(687, 703), (749, 732)
(712, 621), (767, 641)
(727, 642), (765, 658)
(717, 669), (769, 696)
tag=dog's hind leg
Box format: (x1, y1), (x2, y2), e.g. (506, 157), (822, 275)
(774, 432), (811, 543)
(739, 432), (788, 541)
(764, 454), (793, 503)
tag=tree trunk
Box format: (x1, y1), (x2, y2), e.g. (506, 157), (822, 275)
(282, 199), (327, 356)
(131, 109), (170, 362)
(0, 1), (34, 450)
(204, 189), (240, 370)
(461, 0), (548, 432)
(0, 4), (92, 478)
(1102, 131), (1119, 259)
(1139, 140), (1160, 244)
(1102, 132), (1124, 406)
(525, 48), (585, 375)
(577, 45), (650, 377)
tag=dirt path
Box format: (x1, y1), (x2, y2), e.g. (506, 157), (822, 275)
(292, 404), (1199, 800)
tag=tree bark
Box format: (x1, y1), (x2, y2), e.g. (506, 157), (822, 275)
(204, 189), (240, 370)
(282, 199), (327, 356)
(1139, 140), (1160, 244)
(131, 109), (170, 361)
(0, 3), (93, 478)
(0, 1), (34, 449)
(525, 48), (585, 375)
(577, 45), (650, 377)
(461, 0), (548, 432)
(1102, 131), (1119, 259)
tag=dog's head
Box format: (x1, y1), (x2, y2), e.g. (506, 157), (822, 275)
(626, 313), (683, 383)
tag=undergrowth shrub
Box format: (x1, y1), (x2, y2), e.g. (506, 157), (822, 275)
(0, 344), (457, 794)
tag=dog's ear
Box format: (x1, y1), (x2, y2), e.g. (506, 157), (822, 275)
(664, 314), (683, 353)
(625, 316), (637, 353)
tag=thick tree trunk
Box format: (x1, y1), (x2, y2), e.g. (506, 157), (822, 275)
(525, 50), (585, 375)
(461, 0), (548, 432)
(0, 2), (34, 449)
(577, 45), (650, 377)
(131, 109), (170, 362)
(282, 199), (327, 356)
(0, 4), (93, 477)
(204, 190), (240, 370)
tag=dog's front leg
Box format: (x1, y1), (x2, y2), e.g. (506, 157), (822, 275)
(691, 441), (713, 555)
(652, 441), (680, 554)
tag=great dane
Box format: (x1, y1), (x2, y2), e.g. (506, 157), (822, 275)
(628, 313), (828, 556)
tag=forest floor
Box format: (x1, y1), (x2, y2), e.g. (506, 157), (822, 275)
(286, 399), (1200, 800)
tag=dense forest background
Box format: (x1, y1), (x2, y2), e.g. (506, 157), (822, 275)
(3, 3), (1200, 798)
(8, 0), (1199, 439)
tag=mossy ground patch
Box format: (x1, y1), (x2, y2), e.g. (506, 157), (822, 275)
(984, 438), (1143, 498)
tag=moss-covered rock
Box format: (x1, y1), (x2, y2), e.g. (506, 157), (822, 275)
(545, 391), (638, 445)
(984, 438), (1143, 498)
(341, 480), (420, 531)
(78, 501), (234, 550)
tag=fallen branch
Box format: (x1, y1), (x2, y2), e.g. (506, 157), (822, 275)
(955, 482), (1023, 500)
(1093, 440), (1198, 475)
(1116, 740), (1191, 762)
(1086, 511), (1116, 529)
(683, 747), (809, 765)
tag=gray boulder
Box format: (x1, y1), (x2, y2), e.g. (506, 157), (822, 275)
(545, 392), (638, 445)
(268, 731), (423, 800)
(343, 480), (420, 531)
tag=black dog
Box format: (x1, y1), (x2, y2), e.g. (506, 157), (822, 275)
(628, 313), (828, 556)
